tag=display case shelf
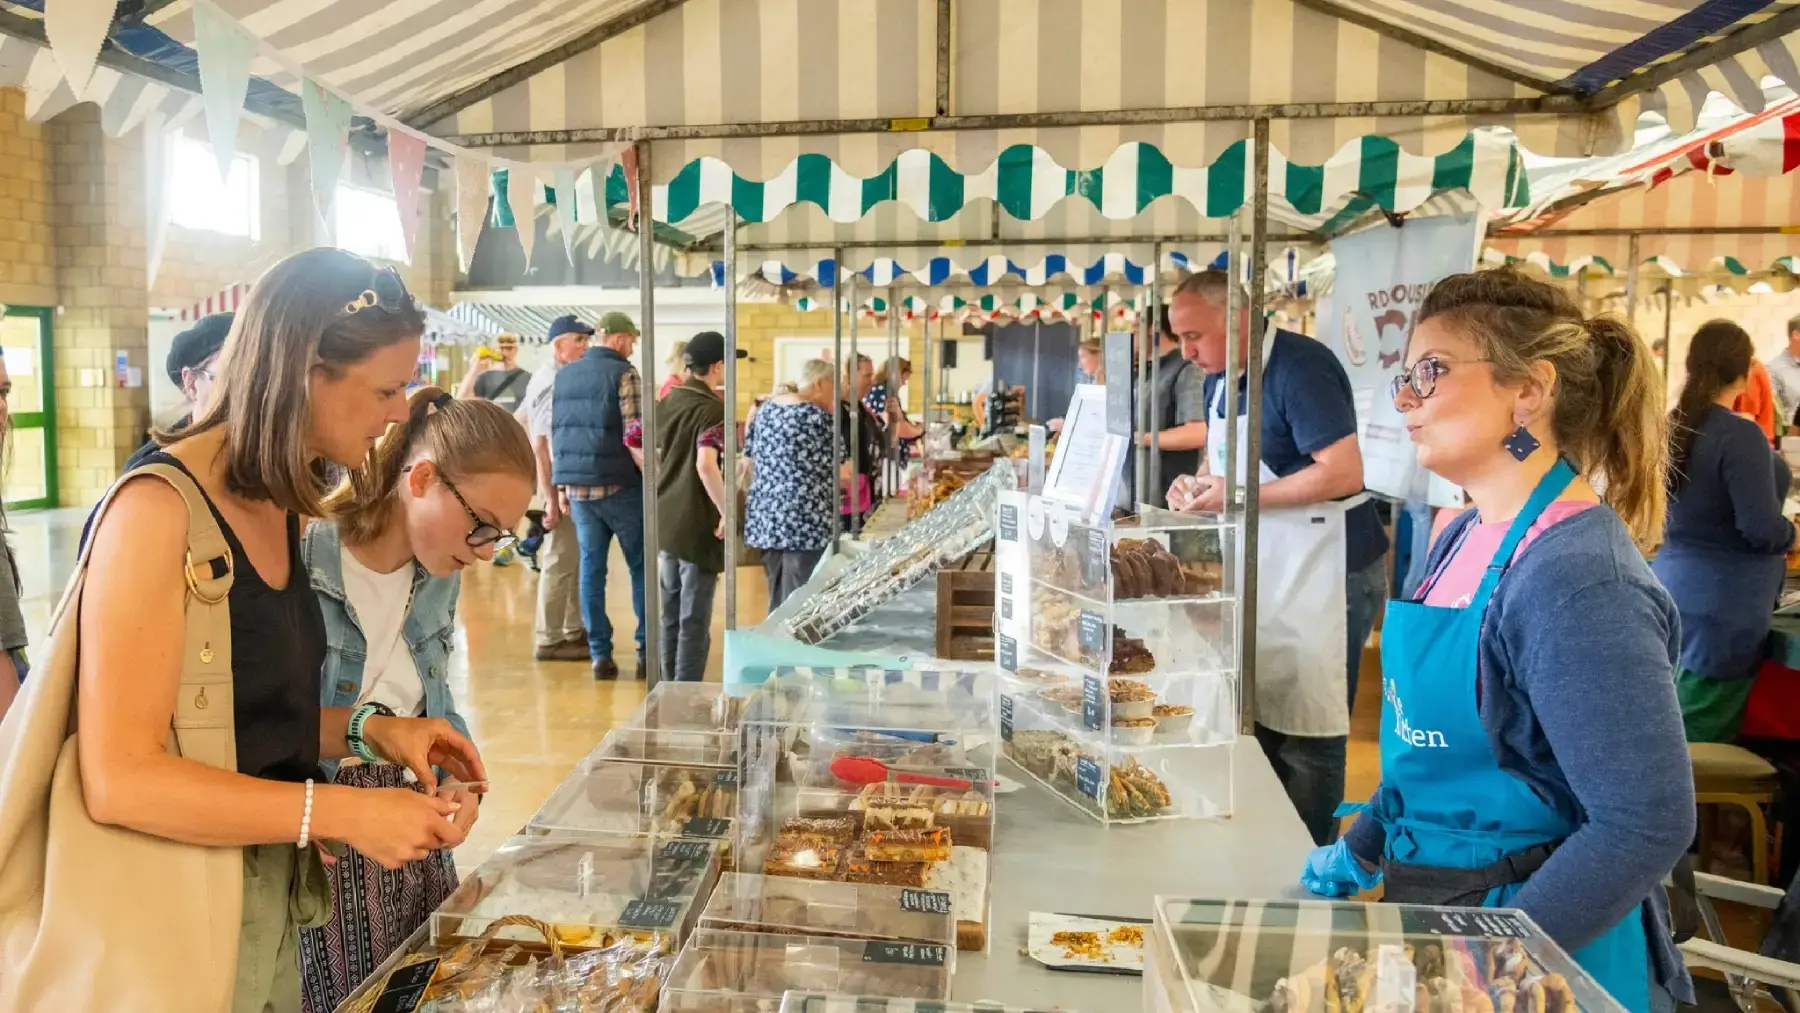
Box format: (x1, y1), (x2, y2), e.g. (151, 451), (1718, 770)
(994, 491), (1241, 825)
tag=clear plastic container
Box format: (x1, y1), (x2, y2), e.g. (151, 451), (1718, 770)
(994, 491), (1241, 824)
(429, 834), (719, 955)
(529, 757), (739, 866)
(697, 872), (957, 961)
(661, 929), (953, 1012)
(780, 995), (1061, 1013)
(1147, 897), (1628, 1013)
(593, 725), (738, 770)
(627, 680), (750, 732)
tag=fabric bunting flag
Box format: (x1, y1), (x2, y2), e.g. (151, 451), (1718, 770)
(300, 80), (352, 237)
(387, 129), (428, 264)
(44, 0), (114, 98)
(454, 156), (490, 272)
(553, 166), (578, 265)
(192, 0), (256, 186)
(506, 166), (537, 267)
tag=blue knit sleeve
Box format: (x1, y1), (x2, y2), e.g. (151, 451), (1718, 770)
(1717, 416), (1797, 554)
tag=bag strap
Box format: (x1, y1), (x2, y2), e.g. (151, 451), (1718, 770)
(71, 461), (238, 770)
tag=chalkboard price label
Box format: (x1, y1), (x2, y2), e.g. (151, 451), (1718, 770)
(863, 941), (949, 967)
(1077, 610), (1106, 654)
(946, 766), (988, 783)
(998, 503), (1020, 543)
(1083, 528), (1109, 586)
(997, 634), (1018, 673)
(370, 958), (440, 1013)
(1000, 694), (1015, 742)
(619, 898), (684, 930)
(1399, 908), (1533, 939)
(1000, 572), (1014, 596)
(1075, 756), (1103, 798)
(680, 818), (731, 840)
(1001, 597), (1013, 621)
(1082, 674), (1105, 732)
(713, 769), (739, 787)
(899, 888), (954, 915)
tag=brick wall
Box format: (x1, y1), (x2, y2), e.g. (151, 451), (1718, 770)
(0, 90), (54, 308)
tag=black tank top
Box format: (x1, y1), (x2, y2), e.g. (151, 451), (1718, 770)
(138, 453), (325, 782)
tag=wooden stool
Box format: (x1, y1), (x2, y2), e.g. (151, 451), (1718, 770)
(1690, 742), (1779, 884)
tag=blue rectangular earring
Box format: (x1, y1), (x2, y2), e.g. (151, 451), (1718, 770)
(1502, 412), (1540, 462)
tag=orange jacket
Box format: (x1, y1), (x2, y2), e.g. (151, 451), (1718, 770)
(1735, 358), (1777, 443)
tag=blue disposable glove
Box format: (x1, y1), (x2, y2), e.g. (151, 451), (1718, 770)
(1299, 839), (1382, 898)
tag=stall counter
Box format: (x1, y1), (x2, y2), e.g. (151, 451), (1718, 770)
(948, 737), (1315, 1008)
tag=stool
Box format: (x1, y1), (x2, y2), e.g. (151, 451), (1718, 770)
(1690, 742), (1779, 884)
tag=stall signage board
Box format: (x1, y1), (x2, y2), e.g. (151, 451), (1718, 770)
(1082, 674), (1105, 732)
(1044, 384), (1128, 525)
(370, 958), (440, 1013)
(1104, 332), (1133, 437)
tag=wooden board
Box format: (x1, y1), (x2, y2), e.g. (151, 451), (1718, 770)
(936, 552), (996, 661)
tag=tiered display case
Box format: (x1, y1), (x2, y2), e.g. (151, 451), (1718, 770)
(662, 929), (953, 1011)
(993, 490), (1240, 823)
(1147, 897), (1628, 1013)
(735, 668), (997, 951)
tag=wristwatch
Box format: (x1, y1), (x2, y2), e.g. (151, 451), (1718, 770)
(347, 702), (397, 763)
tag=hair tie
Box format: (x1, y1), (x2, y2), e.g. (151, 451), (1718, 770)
(431, 392), (454, 410)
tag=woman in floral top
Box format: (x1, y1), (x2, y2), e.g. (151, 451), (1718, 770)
(745, 359), (845, 608)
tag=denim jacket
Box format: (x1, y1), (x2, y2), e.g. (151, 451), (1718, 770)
(302, 520), (469, 779)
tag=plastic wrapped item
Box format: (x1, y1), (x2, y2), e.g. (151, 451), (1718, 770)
(431, 835), (719, 955)
(661, 929), (953, 1012)
(994, 491), (1241, 824)
(1146, 898), (1629, 1013)
(698, 872), (957, 960)
(529, 756), (739, 866)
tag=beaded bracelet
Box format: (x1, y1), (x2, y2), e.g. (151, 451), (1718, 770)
(297, 778), (314, 849)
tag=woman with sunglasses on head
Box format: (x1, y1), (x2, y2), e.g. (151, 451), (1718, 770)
(297, 388), (532, 1012)
(1652, 321), (1794, 743)
(8, 250), (488, 1013)
(1300, 268), (1695, 1012)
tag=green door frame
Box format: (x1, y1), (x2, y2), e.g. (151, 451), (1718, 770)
(4, 306), (57, 511)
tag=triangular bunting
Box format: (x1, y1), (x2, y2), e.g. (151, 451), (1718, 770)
(192, 1), (255, 185)
(506, 166), (536, 269)
(300, 79), (352, 238)
(455, 156), (490, 272)
(553, 167), (578, 265)
(44, 0), (115, 98)
(387, 129), (428, 264)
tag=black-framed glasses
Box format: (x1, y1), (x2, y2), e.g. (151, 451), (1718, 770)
(342, 266), (414, 317)
(1389, 355), (1490, 402)
(437, 472), (516, 549)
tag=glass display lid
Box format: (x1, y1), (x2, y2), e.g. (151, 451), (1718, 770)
(529, 753), (739, 854)
(627, 680), (750, 732)
(592, 725), (738, 770)
(661, 928), (953, 1012)
(697, 872), (958, 958)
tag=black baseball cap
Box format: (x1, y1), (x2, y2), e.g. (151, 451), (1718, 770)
(167, 312), (233, 385)
(685, 331), (747, 371)
(547, 314), (595, 341)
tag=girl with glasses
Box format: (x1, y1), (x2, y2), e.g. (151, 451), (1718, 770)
(296, 387), (533, 1012)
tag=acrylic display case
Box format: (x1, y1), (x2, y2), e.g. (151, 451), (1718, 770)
(528, 752), (740, 867)
(626, 680), (750, 733)
(661, 929), (953, 1012)
(697, 872), (958, 959)
(993, 490), (1240, 824)
(1146, 898), (1628, 1013)
(735, 667), (997, 951)
(591, 724), (739, 770)
(780, 995), (1062, 1013)
(430, 835), (720, 955)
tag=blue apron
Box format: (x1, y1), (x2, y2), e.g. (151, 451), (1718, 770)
(1372, 459), (1652, 1012)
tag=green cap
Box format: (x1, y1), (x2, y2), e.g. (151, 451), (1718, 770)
(598, 310), (639, 336)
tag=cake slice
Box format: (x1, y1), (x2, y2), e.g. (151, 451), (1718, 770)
(864, 826), (952, 863)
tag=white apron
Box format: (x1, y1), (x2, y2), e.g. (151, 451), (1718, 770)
(1210, 328), (1361, 737)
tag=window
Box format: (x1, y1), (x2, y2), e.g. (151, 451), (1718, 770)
(168, 135), (259, 239)
(335, 185), (408, 263)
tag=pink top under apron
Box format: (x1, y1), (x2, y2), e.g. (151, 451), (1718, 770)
(1421, 501), (1598, 609)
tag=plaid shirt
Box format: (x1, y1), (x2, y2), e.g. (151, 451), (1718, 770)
(564, 366), (642, 502)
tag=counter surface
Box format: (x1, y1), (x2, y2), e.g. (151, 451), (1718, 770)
(951, 738), (1316, 1009)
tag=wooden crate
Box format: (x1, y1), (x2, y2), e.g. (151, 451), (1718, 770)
(935, 552), (996, 661)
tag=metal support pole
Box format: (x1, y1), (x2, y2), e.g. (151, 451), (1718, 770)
(831, 252), (845, 550)
(1624, 233), (1642, 328)
(922, 309), (935, 443)
(1133, 283), (1147, 507)
(1148, 244), (1163, 505)
(849, 279), (862, 538)
(887, 295), (901, 497)
(1660, 282), (1674, 384)
(1223, 219), (1241, 531)
(1241, 118), (1271, 736)
(722, 208), (739, 630)
(635, 143), (662, 686)
(1030, 320), (1042, 422)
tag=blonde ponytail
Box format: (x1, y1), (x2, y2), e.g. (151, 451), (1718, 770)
(323, 386), (535, 545)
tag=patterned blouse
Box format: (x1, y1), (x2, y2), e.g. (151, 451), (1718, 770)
(744, 400), (838, 552)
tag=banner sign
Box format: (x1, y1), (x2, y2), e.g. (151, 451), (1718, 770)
(1326, 215), (1480, 506)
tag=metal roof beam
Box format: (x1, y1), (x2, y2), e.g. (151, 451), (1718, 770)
(935, 0), (953, 117)
(405, 0), (692, 131)
(1582, 4), (1800, 109)
(1288, 0), (1570, 96)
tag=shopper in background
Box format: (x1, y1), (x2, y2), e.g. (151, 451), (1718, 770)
(518, 315), (595, 661)
(866, 356), (924, 478)
(1303, 267), (1694, 1013)
(657, 339), (689, 400)
(645, 332), (744, 682)
(747, 360), (844, 608)
(297, 390), (528, 1012)
(1768, 315), (1800, 431)
(1654, 321), (1795, 742)
(1733, 356), (1778, 444)
(458, 332), (531, 414)
(1076, 338), (1104, 383)
(1121, 307), (1208, 509)
(4, 249), (484, 1013)
(125, 311), (233, 472)
(1167, 269), (1387, 845)
(0, 357), (25, 724)
(840, 353), (885, 526)
(552, 310), (648, 681)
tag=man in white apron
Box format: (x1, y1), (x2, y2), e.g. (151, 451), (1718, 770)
(1167, 270), (1389, 845)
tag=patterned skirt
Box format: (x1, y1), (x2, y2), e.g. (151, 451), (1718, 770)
(297, 763), (460, 1013)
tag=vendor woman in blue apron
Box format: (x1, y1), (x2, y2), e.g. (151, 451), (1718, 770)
(1300, 268), (1695, 1012)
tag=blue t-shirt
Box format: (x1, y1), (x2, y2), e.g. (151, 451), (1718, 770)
(1201, 329), (1389, 572)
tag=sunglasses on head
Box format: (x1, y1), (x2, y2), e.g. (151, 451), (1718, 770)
(341, 266), (414, 317)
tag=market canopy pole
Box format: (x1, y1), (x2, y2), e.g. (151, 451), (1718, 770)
(1224, 214), (1242, 569)
(1149, 240), (1164, 505)
(832, 252), (846, 550)
(722, 207), (740, 631)
(1241, 118), (1272, 737)
(1134, 281), (1147, 507)
(636, 141), (663, 686)
(849, 275), (862, 539)
(1624, 233), (1642, 328)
